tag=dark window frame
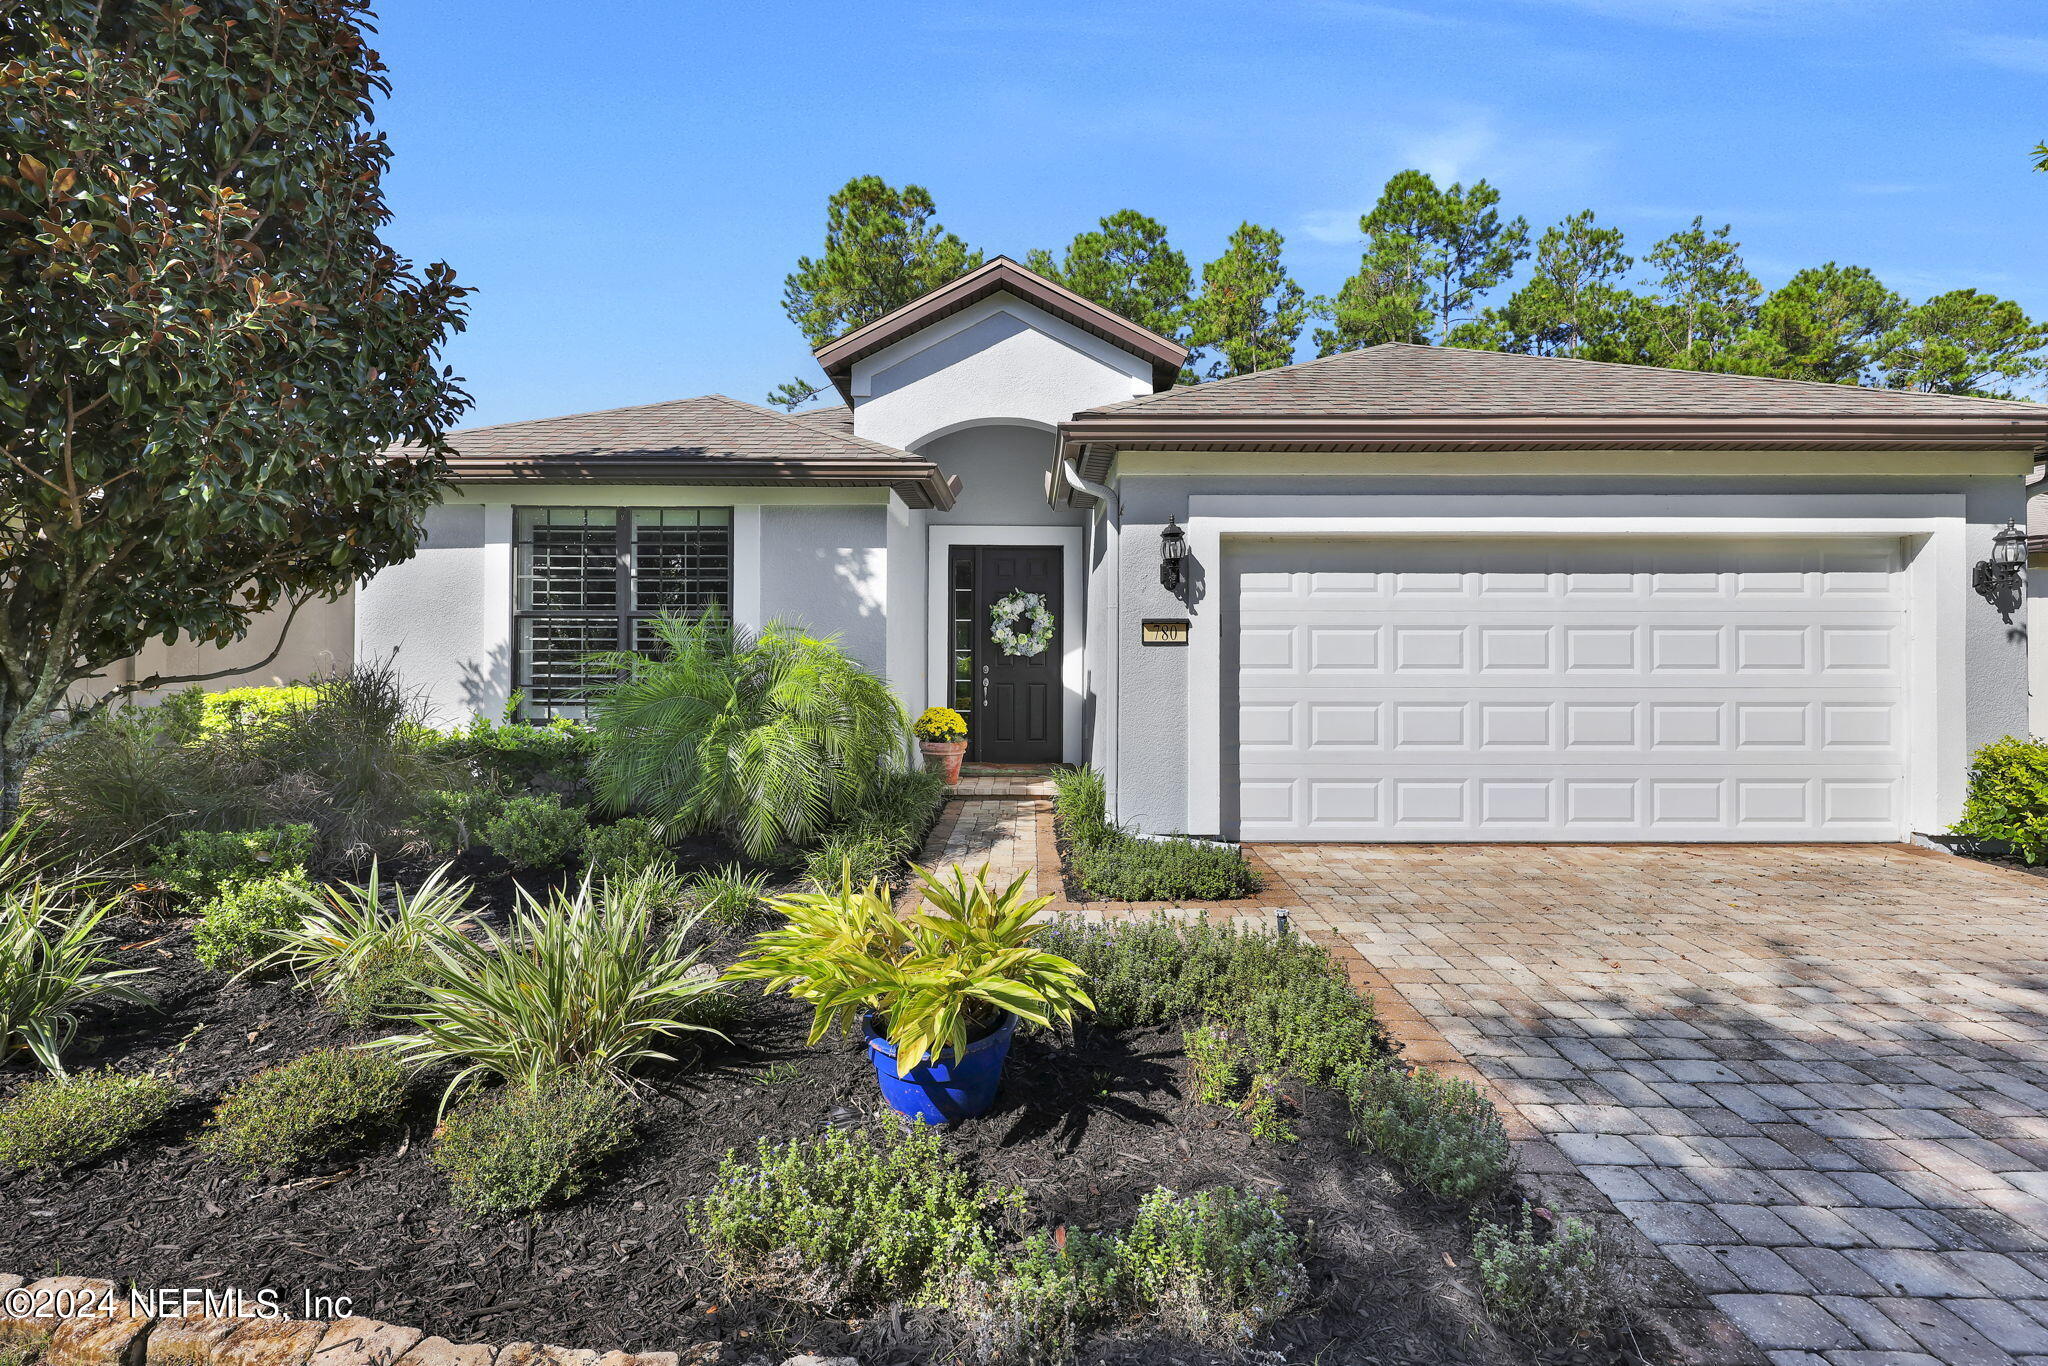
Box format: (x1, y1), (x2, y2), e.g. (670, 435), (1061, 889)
(512, 506), (733, 720)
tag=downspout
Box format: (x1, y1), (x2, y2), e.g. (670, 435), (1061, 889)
(1060, 452), (1120, 820)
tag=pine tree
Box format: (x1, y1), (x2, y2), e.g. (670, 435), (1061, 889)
(1453, 211), (1638, 360)
(1025, 209), (1192, 344)
(1186, 224), (1316, 379)
(781, 176), (982, 348)
(1639, 218), (1762, 369)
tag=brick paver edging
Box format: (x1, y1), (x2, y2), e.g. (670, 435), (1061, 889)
(0, 1274), (712, 1366)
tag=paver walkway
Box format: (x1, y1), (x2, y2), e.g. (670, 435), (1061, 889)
(1268, 843), (2048, 1366)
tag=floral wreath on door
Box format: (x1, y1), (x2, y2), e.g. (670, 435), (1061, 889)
(989, 589), (1055, 657)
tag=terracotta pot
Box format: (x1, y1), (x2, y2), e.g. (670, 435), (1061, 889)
(919, 739), (967, 784)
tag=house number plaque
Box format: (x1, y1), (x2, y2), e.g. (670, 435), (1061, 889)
(1141, 618), (1190, 646)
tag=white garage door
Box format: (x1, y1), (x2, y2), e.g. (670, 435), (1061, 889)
(1230, 537), (1909, 842)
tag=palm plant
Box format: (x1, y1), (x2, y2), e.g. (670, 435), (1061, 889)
(371, 876), (728, 1109)
(584, 612), (908, 860)
(0, 883), (155, 1073)
(725, 863), (1094, 1076)
(256, 861), (477, 1022)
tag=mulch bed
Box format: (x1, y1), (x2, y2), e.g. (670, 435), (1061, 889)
(1, 869), (1652, 1366)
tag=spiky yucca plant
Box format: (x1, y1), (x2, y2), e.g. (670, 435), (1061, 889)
(371, 876), (727, 1110)
(0, 883), (153, 1073)
(725, 863), (1094, 1076)
(584, 612), (907, 860)
(256, 861), (476, 1022)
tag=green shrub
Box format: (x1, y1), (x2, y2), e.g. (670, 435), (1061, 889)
(423, 708), (594, 797)
(586, 612), (908, 860)
(200, 1047), (407, 1173)
(694, 1124), (1005, 1309)
(481, 793), (589, 870)
(1952, 735), (2048, 862)
(191, 686), (318, 736)
(802, 826), (910, 889)
(430, 1076), (637, 1212)
(1041, 918), (1375, 1085)
(795, 771), (951, 890)
(1118, 1186), (1306, 1350)
(374, 880), (726, 1100)
(248, 662), (470, 856)
(417, 787), (503, 854)
(0, 1069), (178, 1171)
(1, 885), (154, 1071)
(26, 707), (261, 861)
(583, 817), (673, 880)
(1239, 1074), (1295, 1144)
(955, 1228), (1128, 1365)
(1346, 1059), (1511, 1202)
(860, 768), (949, 838)
(259, 862), (474, 1027)
(1052, 767), (1257, 901)
(192, 870), (314, 971)
(689, 864), (768, 932)
(152, 823), (315, 902)
(1183, 1023), (1243, 1106)
(1471, 1204), (1609, 1350)
(31, 665), (464, 866)
(1052, 765), (1109, 839)
(1067, 836), (1258, 902)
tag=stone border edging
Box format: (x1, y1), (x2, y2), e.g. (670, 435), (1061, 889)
(0, 1275), (712, 1366)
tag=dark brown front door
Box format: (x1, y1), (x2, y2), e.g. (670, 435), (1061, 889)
(947, 544), (1062, 764)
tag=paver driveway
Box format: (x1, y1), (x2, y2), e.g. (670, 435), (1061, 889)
(1266, 843), (2048, 1366)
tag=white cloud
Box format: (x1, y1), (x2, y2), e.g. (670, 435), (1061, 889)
(1952, 33), (2048, 76)
(1507, 0), (1871, 28)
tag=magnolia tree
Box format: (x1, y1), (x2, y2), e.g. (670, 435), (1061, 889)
(0, 1), (470, 820)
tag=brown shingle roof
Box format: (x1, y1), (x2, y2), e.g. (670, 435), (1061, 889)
(1087, 343), (2048, 419)
(1058, 344), (2048, 489)
(789, 404), (855, 433)
(428, 394), (954, 509)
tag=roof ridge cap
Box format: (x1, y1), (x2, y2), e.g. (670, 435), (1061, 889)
(702, 393), (920, 461)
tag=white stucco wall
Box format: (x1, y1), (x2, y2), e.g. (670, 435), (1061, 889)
(1097, 450), (2032, 840)
(356, 486), (891, 725)
(2029, 563), (2048, 737)
(846, 294), (1152, 453)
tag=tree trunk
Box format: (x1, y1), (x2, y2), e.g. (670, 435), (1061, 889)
(0, 730), (25, 830)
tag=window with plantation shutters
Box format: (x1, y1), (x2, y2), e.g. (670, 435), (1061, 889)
(513, 507), (732, 719)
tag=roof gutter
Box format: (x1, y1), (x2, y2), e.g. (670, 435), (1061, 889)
(442, 458), (958, 512)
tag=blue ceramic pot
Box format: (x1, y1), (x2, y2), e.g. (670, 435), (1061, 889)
(863, 1012), (1017, 1124)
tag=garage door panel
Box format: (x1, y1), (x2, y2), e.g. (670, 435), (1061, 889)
(1230, 537), (1907, 841)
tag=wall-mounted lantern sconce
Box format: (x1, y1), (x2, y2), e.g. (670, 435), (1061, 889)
(1159, 516), (1188, 593)
(1974, 520), (2028, 606)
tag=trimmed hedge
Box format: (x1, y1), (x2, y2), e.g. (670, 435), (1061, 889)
(1051, 768), (1258, 902)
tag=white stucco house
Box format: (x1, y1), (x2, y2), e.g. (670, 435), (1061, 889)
(343, 256), (2046, 845)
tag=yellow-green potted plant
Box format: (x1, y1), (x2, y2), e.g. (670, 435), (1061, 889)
(723, 863), (1092, 1122)
(914, 707), (969, 784)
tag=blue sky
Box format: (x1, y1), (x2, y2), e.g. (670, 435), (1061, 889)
(372, 0), (2048, 429)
